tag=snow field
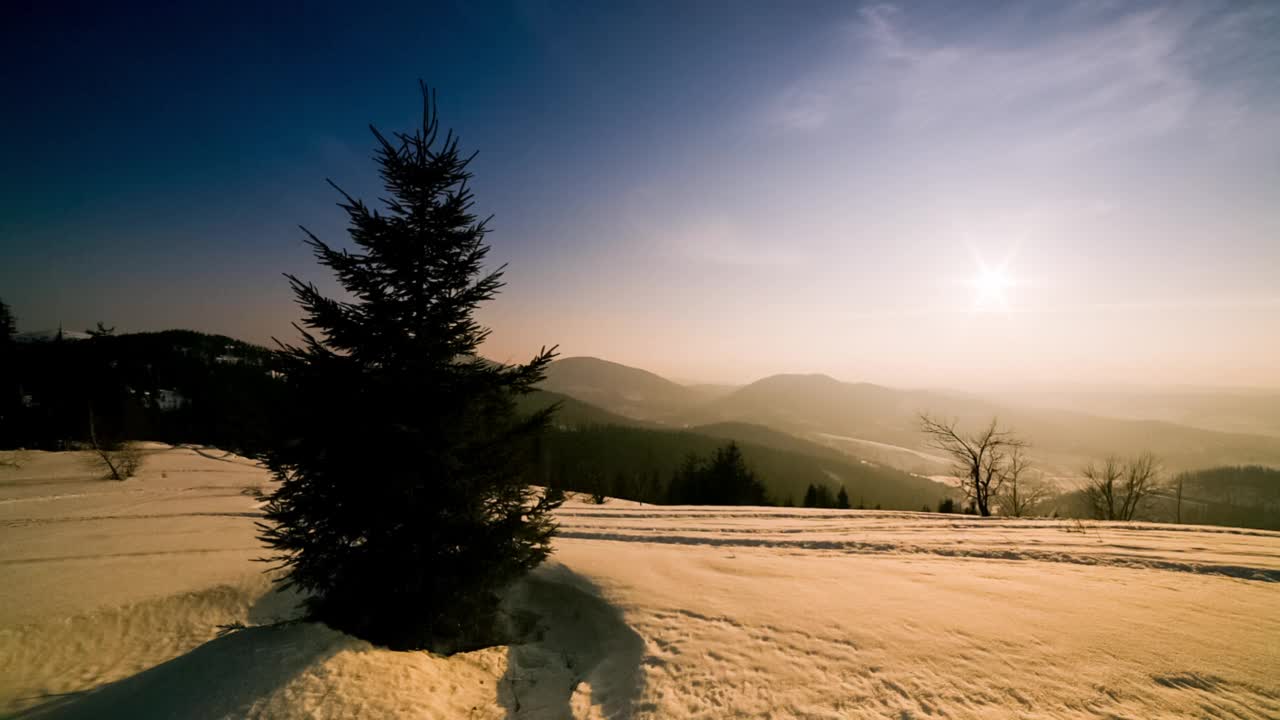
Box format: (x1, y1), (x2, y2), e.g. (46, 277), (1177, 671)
(2, 446), (1277, 718)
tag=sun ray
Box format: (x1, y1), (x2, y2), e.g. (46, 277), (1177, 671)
(967, 253), (1014, 312)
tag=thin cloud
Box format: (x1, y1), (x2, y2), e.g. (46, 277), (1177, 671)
(768, 1), (1280, 161)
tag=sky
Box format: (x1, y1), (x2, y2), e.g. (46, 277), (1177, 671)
(3, 0), (1278, 389)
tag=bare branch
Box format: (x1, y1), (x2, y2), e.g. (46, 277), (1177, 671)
(918, 414), (1027, 517)
(996, 448), (1052, 517)
(1081, 453), (1159, 521)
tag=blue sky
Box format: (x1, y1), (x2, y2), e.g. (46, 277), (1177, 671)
(3, 1), (1278, 387)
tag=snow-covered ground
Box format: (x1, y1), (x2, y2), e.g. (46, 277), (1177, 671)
(2, 445), (1277, 719)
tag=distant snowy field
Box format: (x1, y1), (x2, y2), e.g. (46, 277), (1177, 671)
(2, 445), (1277, 719)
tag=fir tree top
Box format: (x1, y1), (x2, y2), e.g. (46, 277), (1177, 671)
(281, 83), (541, 380)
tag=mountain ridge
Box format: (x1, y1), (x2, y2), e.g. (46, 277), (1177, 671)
(539, 357), (1280, 475)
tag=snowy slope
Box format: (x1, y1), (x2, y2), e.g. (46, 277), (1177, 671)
(2, 446), (1277, 719)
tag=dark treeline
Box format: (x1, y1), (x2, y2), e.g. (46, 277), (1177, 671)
(1042, 465), (1280, 530)
(802, 483), (848, 508)
(1176, 464), (1280, 495)
(1, 328), (285, 455)
(1166, 465), (1280, 530)
(536, 441), (768, 507)
(533, 436), (772, 506)
(666, 443), (769, 505)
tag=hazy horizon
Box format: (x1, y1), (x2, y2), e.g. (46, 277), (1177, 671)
(5, 1), (1278, 390)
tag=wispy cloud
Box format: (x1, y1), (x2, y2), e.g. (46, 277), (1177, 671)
(772, 88), (832, 131)
(769, 1), (1280, 161)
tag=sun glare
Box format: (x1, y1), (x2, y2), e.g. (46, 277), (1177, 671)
(970, 262), (1013, 310)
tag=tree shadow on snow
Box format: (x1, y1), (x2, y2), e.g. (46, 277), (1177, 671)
(11, 621), (345, 720)
(498, 564), (646, 720)
(247, 582), (307, 625)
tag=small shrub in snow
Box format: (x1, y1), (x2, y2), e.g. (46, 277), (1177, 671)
(88, 442), (142, 481)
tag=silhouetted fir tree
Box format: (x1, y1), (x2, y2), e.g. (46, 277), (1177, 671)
(0, 299), (16, 444)
(258, 86), (560, 653)
(584, 469), (609, 503)
(803, 483), (819, 508)
(664, 443), (767, 505)
(544, 484), (566, 505)
(611, 470), (635, 501)
(803, 483), (836, 508)
(645, 470), (664, 504)
(668, 453), (705, 504)
(82, 329), (134, 449)
(836, 486), (850, 509)
(0, 299), (14, 344)
(703, 442), (769, 505)
(938, 497), (956, 513)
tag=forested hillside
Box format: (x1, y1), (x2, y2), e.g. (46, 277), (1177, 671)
(1167, 465), (1280, 530)
(2, 330), (283, 453)
(534, 424), (954, 509)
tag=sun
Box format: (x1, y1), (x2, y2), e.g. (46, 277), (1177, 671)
(970, 262), (1013, 310)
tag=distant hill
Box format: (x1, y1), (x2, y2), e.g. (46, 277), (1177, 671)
(533, 359), (1280, 477)
(539, 357), (699, 421)
(683, 383), (741, 402)
(683, 373), (1280, 475)
(15, 328), (93, 342)
(688, 421), (854, 463)
(516, 389), (655, 429)
(989, 387), (1280, 439)
(686, 373), (924, 441)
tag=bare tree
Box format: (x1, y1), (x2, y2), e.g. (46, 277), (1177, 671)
(87, 406), (141, 481)
(90, 443), (141, 481)
(1081, 452), (1159, 521)
(996, 447), (1052, 517)
(86, 321), (115, 337)
(918, 414), (1027, 517)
